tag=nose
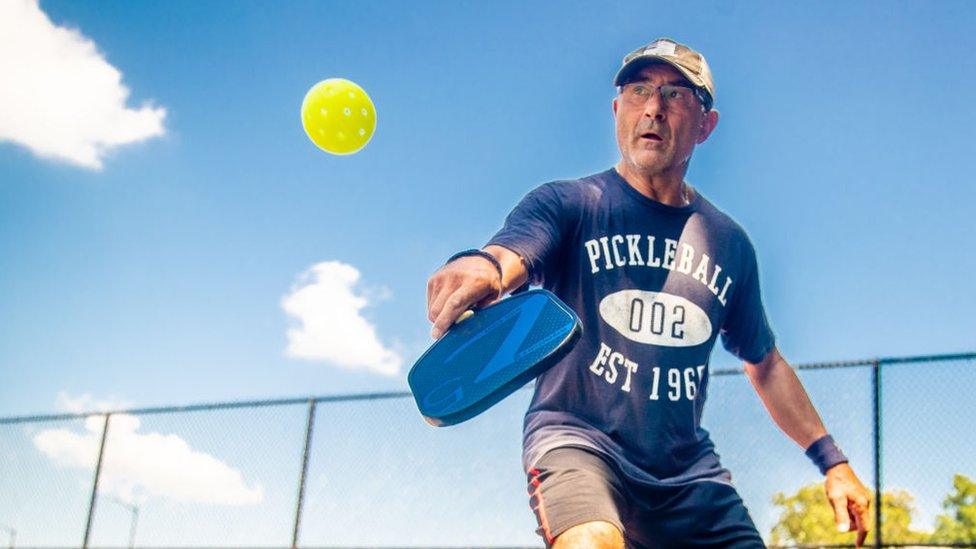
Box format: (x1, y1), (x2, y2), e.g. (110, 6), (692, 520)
(642, 90), (666, 121)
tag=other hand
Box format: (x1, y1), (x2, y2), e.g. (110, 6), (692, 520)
(825, 462), (872, 547)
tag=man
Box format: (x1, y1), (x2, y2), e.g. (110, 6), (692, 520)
(426, 38), (872, 548)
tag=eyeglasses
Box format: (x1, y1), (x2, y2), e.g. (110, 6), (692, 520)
(619, 82), (705, 111)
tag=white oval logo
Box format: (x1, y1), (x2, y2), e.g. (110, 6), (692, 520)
(599, 290), (712, 347)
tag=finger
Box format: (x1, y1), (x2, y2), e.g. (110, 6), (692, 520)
(852, 500), (870, 547)
(475, 288), (502, 309)
(829, 495), (850, 533)
(432, 286), (486, 338)
(455, 310), (475, 324)
(431, 291), (467, 339)
(426, 277), (437, 312)
(426, 277), (441, 321)
(428, 277), (460, 324)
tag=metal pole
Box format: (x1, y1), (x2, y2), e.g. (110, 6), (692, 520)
(83, 413), (111, 549)
(0, 525), (15, 549)
(128, 506), (138, 549)
(291, 398), (317, 549)
(872, 359), (882, 549)
(112, 498), (139, 549)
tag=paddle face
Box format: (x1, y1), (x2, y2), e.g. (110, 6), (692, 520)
(409, 289), (582, 427)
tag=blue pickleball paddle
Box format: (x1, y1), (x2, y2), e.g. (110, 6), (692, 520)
(409, 289), (582, 427)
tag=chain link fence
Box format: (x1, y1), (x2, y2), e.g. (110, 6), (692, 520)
(1, 352), (973, 548)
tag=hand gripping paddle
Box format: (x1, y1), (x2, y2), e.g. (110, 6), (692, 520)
(409, 289), (582, 427)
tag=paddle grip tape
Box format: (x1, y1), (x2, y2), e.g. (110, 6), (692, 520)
(447, 249), (503, 283)
(805, 434), (849, 475)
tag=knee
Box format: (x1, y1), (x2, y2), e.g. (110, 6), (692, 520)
(552, 520), (624, 549)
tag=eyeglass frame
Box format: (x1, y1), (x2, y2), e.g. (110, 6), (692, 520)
(617, 79), (712, 112)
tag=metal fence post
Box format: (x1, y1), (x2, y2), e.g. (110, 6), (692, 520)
(0, 525), (15, 549)
(82, 413), (111, 549)
(872, 359), (882, 549)
(292, 398), (317, 549)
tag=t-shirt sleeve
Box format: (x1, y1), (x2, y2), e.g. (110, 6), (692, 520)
(720, 236), (776, 364)
(486, 182), (569, 287)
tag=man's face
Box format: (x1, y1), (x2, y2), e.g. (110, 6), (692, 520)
(612, 63), (719, 178)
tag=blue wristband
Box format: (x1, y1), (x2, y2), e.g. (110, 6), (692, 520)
(446, 249), (503, 282)
(805, 434), (849, 475)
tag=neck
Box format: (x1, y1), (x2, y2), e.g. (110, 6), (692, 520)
(614, 161), (693, 207)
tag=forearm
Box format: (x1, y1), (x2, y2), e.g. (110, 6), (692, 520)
(744, 348), (828, 449)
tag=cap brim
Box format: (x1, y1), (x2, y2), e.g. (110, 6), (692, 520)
(613, 55), (697, 87)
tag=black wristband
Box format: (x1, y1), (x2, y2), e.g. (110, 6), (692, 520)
(446, 249), (503, 282)
(805, 434), (849, 475)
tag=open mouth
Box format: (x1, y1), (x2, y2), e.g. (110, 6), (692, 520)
(639, 132), (663, 142)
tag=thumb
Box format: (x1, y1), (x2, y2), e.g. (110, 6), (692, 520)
(476, 289), (503, 309)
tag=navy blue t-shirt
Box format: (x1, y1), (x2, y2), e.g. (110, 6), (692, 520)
(487, 168), (776, 486)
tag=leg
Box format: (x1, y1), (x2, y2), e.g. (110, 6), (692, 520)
(526, 446), (628, 548)
(553, 520), (624, 549)
(693, 483), (765, 548)
(626, 481), (765, 548)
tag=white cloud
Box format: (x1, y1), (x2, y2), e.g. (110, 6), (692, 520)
(33, 395), (263, 506)
(282, 260), (402, 376)
(55, 391), (131, 414)
(0, 0), (166, 170)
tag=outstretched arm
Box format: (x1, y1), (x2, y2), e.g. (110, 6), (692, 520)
(745, 347), (873, 547)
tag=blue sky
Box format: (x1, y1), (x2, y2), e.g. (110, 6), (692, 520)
(1, 0), (974, 546)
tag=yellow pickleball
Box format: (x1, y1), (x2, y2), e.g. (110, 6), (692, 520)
(301, 78), (376, 155)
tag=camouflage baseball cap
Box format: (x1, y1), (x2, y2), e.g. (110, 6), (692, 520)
(613, 38), (715, 110)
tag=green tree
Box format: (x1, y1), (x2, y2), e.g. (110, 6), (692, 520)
(770, 482), (929, 546)
(932, 474), (976, 543)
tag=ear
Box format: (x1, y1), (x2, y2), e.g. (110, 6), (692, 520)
(696, 108), (720, 144)
(612, 96), (619, 118)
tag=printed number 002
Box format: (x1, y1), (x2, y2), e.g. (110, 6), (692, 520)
(629, 298), (686, 339)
